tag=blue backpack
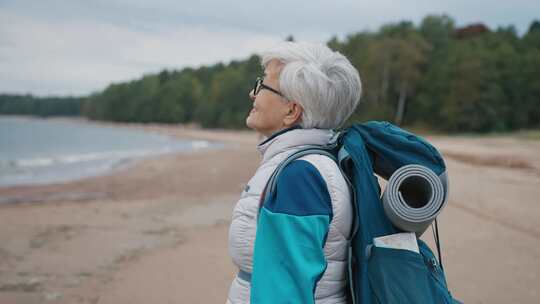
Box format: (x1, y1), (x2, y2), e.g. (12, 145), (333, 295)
(264, 121), (461, 304)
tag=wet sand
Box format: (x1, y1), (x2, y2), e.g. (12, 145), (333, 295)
(0, 118), (539, 303)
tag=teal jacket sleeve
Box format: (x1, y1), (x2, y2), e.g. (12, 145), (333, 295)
(251, 160), (333, 304)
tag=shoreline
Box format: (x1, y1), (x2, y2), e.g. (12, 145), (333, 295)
(0, 116), (257, 205)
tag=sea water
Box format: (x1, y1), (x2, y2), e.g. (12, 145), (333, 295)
(0, 117), (216, 187)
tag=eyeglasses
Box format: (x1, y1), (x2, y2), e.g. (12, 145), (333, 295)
(253, 77), (286, 98)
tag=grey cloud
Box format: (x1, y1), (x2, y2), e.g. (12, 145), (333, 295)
(1, 0), (538, 95)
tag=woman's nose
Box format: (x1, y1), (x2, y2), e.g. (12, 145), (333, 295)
(249, 90), (256, 101)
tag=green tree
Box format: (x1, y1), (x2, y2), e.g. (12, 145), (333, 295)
(361, 33), (430, 124)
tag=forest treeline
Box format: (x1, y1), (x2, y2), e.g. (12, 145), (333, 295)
(0, 94), (83, 117)
(2, 15), (539, 132)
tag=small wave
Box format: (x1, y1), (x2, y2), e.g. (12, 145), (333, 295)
(2, 142), (207, 170)
(5, 149), (160, 169)
(13, 157), (56, 167)
(191, 140), (210, 149)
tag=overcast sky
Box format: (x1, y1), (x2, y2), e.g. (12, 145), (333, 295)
(1, 0), (538, 96)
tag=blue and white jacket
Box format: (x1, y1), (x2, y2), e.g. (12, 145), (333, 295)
(227, 128), (353, 304)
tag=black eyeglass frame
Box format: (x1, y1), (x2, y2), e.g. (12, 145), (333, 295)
(253, 77), (286, 98)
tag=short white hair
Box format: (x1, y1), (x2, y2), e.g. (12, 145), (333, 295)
(261, 42), (362, 129)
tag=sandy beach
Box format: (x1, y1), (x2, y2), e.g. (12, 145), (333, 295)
(1, 118), (539, 304)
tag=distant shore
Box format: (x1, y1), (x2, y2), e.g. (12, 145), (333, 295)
(0, 116), (539, 303)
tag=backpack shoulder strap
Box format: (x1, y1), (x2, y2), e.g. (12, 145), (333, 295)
(259, 146), (337, 209)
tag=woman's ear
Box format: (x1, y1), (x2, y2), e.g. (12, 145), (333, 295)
(283, 102), (303, 127)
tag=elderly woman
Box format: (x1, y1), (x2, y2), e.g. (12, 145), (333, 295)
(227, 42), (362, 304)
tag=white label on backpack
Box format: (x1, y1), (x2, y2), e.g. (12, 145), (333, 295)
(373, 232), (419, 253)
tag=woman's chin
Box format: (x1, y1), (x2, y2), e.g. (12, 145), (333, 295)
(245, 115), (255, 130)
(246, 109), (259, 125)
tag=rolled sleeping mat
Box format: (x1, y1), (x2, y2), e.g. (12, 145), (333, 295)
(382, 164), (449, 236)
